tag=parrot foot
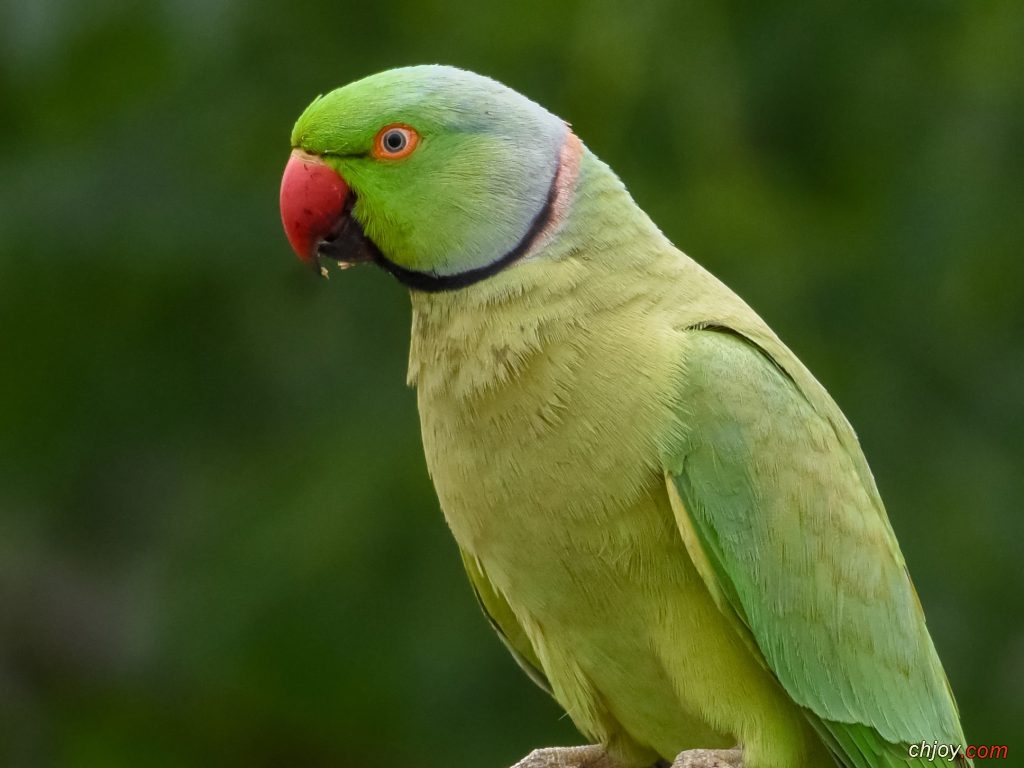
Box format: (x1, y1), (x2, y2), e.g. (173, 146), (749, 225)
(510, 745), (618, 768)
(669, 749), (743, 768)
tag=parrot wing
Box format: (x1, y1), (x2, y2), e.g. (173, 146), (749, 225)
(663, 327), (968, 768)
(459, 548), (553, 696)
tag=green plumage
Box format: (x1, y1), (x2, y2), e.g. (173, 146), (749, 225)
(289, 66), (970, 768)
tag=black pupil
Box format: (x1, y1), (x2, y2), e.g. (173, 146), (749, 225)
(384, 130), (406, 152)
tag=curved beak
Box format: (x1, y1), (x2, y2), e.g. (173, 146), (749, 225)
(280, 149), (375, 276)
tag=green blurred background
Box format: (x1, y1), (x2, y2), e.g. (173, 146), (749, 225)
(1, 1), (1021, 766)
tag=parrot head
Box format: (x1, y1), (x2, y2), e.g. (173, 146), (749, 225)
(280, 65), (570, 289)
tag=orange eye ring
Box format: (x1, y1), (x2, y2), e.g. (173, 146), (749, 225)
(372, 124), (420, 160)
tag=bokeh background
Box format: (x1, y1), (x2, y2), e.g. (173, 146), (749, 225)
(2, 1), (1022, 766)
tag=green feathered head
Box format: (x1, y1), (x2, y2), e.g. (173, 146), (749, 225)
(280, 65), (568, 289)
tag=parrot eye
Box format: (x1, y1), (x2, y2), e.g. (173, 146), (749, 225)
(372, 124), (419, 160)
(383, 130), (406, 152)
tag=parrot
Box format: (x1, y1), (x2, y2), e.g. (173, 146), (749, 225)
(279, 65), (970, 768)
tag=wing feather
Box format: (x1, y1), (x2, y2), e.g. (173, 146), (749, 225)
(663, 329), (968, 767)
(459, 548), (553, 696)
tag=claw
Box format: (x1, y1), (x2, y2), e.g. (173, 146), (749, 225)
(510, 745), (617, 768)
(670, 749), (743, 768)
(508, 745), (743, 768)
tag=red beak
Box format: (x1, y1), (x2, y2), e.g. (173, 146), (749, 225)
(279, 149), (350, 263)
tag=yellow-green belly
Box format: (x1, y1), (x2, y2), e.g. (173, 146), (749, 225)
(411, 274), (830, 767)
(418, 369), (823, 765)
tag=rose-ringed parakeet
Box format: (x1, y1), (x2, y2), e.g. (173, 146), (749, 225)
(279, 65), (970, 768)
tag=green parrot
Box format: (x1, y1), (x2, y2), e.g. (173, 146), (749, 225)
(279, 66), (970, 768)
